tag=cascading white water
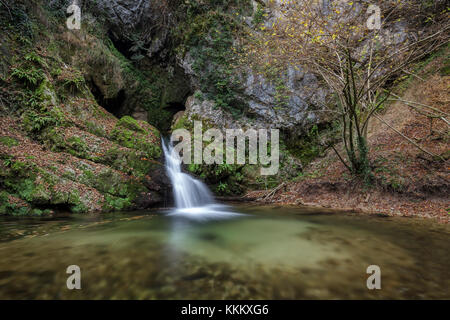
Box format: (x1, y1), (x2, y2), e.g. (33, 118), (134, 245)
(162, 139), (214, 208)
(162, 139), (241, 220)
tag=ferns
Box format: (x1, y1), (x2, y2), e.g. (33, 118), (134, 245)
(11, 65), (44, 87)
(22, 110), (58, 134)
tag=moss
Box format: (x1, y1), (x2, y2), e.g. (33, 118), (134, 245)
(85, 121), (106, 137)
(41, 128), (86, 158)
(78, 166), (146, 202)
(173, 1), (252, 118)
(68, 190), (88, 213)
(117, 116), (146, 133)
(56, 68), (86, 94)
(66, 136), (88, 158)
(0, 136), (19, 147)
(0, 157), (98, 215)
(1, 162), (44, 206)
(0, 6), (168, 216)
(110, 125), (162, 159)
(4, 167), (53, 205)
(147, 106), (173, 133)
(188, 162), (246, 195)
(103, 147), (158, 178)
(285, 123), (339, 167)
(103, 39), (176, 131)
(22, 108), (65, 136)
(111, 127), (141, 148)
(172, 114), (192, 131)
(0, 191), (31, 216)
(103, 194), (132, 212)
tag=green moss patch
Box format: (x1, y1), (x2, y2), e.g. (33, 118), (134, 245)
(0, 136), (19, 147)
(111, 116), (162, 159)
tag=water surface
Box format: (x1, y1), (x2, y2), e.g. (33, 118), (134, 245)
(0, 205), (448, 299)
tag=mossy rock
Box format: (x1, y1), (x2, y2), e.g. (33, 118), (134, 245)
(66, 135), (88, 158)
(111, 116), (162, 159)
(187, 162), (246, 195)
(40, 128), (88, 159)
(103, 147), (159, 178)
(36, 77), (58, 108)
(21, 107), (67, 136)
(117, 116), (146, 133)
(172, 114), (192, 131)
(85, 121), (107, 137)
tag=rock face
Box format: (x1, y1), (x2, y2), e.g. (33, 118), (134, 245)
(53, 0), (427, 139)
(173, 1), (413, 137)
(55, 0), (331, 136)
(65, 0), (417, 193)
(68, 0), (328, 135)
(182, 94), (235, 129)
(179, 67), (328, 134)
(88, 0), (171, 58)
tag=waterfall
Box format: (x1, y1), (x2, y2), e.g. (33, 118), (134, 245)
(162, 139), (214, 208)
(162, 139), (241, 220)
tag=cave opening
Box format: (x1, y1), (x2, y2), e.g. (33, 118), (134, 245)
(107, 31), (135, 60)
(165, 102), (186, 115)
(88, 79), (126, 118)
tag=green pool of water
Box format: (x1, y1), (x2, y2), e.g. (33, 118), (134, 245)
(0, 205), (448, 299)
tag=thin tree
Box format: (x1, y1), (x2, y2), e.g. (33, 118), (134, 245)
(243, 0), (449, 181)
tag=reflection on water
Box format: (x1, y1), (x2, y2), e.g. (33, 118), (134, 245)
(0, 205), (449, 299)
(167, 204), (244, 221)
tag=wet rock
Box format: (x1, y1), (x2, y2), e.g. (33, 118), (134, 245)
(146, 166), (169, 192)
(134, 191), (163, 209)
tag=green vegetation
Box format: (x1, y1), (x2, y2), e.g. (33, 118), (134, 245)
(111, 116), (162, 159)
(252, 3), (265, 25)
(11, 65), (44, 88)
(103, 147), (157, 178)
(188, 162), (245, 195)
(57, 69), (85, 94)
(0, 136), (19, 147)
(0, 191), (30, 216)
(22, 110), (61, 135)
(286, 123), (338, 167)
(104, 38), (174, 131)
(117, 116), (146, 133)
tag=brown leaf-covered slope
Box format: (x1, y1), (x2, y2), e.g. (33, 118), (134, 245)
(0, 3), (165, 215)
(247, 50), (449, 223)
